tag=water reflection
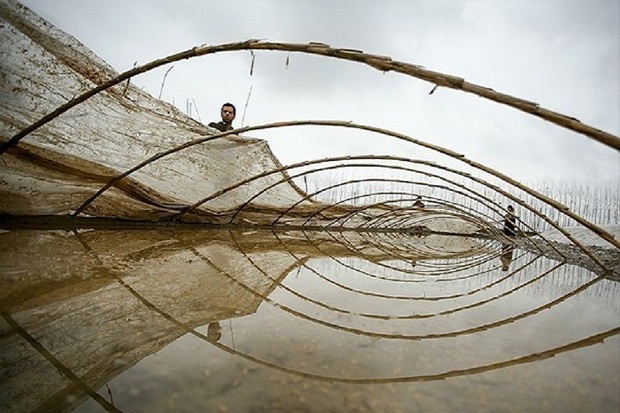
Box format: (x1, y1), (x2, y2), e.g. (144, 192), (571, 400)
(0, 229), (618, 412)
(500, 244), (515, 272)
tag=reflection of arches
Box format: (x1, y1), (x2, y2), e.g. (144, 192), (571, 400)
(210, 234), (583, 338)
(1, 228), (618, 411)
(207, 326), (620, 384)
(234, 231), (552, 325)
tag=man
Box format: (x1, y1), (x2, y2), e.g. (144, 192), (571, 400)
(208, 102), (236, 132)
(503, 205), (517, 236)
(413, 195), (425, 209)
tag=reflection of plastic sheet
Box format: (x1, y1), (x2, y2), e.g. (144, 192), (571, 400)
(0, 229), (289, 412)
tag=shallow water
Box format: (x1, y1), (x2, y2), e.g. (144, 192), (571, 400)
(1, 229), (618, 413)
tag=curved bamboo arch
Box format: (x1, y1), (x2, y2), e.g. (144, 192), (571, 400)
(1, 40), (618, 154)
(63, 119), (613, 272)
(116, 121), (619, 248)
(2, 39), (616, 275)
(242, 164), (534, 252)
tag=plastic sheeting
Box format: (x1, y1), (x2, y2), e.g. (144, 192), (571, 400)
(0, 0), (319, 224)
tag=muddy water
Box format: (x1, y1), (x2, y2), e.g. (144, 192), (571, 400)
(1, 229), (618, 413)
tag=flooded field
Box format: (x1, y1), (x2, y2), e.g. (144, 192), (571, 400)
(1, 228), (618, 413)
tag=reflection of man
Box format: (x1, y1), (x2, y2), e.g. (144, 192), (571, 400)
(207, 322), (222, 342)
(500, 244), (514, 271)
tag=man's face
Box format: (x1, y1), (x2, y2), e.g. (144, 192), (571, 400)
(221, 106), (235, 123)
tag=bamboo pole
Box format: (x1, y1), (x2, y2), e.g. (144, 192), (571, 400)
(2, 37), (616, 272)
(1, 40), (618, 154)
(59, 118), (612, 272)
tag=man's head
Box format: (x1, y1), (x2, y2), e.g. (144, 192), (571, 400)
(221, 103), (236, 124)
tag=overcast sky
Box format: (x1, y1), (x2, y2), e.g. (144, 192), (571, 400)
(19, 0), (620, 184)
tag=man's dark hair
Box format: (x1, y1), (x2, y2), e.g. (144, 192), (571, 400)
(222, 102), (236, 115)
